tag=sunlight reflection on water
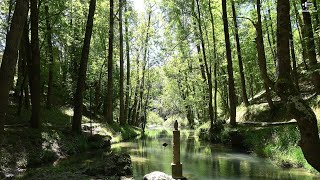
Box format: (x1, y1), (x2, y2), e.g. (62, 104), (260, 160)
(112, 129), (317, 180)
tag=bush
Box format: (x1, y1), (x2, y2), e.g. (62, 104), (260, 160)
(146, 111), (164, 126)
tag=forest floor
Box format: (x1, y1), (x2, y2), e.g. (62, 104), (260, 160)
(196, 94), (320, 174)
(0, 105), (140, 179)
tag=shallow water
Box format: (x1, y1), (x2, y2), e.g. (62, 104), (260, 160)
(112, 129), (317, 180)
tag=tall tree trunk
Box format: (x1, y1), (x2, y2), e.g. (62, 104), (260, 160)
(45, 2), (54, 109)
(119, 0), (125, 125)
(105, 0), (114, 123)
(264, 15), (276, 63)
(14, 48), (24, 98)
(312, 0), (320, 55)
(231, 0), (249, 107)
(256, 0), (275, 110)
(268, 5), (276, 49)
(29, 0), (41, 129)
(6, 0), (14, 33)
(275, 0), (320, 171)
(138, 11), (151, 127)
(293, 0), (309, 69)
(17, 42), (29, 115)
(0, 0), (28, 133)
(222, 0), (237, 127)
(72, 0), (96, 133)
(130, 53), (140, 125)
(301, 0), (320, 93)
(289, 20), (299, 91)
(23, 24), (33, 111)
(124, 0), (130, 125)
(195, 0), (214, 128)
(208, 0), (218, 127)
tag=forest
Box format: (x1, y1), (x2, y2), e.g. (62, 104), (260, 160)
(0, 0), (320, 179)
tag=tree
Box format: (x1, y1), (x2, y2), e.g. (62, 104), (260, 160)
(105, 0), (115, 123)
(195, 0), (214, 128)
(275, 0), (320, 171)
(292, 0), (308, 69)
(222, 0), (237, 127)
(45, 1), (55, 109)
(255, 0), (275, 110)
(29, 0), (41, 128)
(0, 0), (29, 133)
(124, 0), (130, 125)
(300, 0), (320, 93)
(119, 0), (125, 125)
(72, 0), (96, 133)
(231, 0), (249, 107)
(208, 0), (218, 127)
(138, 9), (152, 127)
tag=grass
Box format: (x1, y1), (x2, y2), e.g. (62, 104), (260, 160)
(242, 125), (318, 173)
(195, 96), (320, 174)
(237, 97), (320, 174)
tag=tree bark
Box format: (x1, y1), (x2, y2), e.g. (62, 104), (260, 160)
(124, 0), (130, 125)
(119, 0), (125, 125)
(264, 15), (276, 63)
(301, 0), (320, 93)
(138, 10), (151, 127)
(17, 41), (29, 115)
(222, 0), (237, 127)
(275, 0), (320, 171)
(312, 0), (320, 55)
(208, 0), (218, 127)
(293, 0), (309, 69)
(14, 47), (24, 98)
(105, 0), (114, 123)
(0, 0), (29, 133)
(289, 20), (299, 91)
(130, 53), (141, 125)
(231, 0), (249, 107)
(29, 0), (41, 129)
(45, 2), (54, 109)
(256, 0), (275, 110)
(72, 0), (96, 133)
(195, 0), (214, 128)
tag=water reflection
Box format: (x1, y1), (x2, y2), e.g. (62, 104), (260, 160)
(112, 129), (317, 179)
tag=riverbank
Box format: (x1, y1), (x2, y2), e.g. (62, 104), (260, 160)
(195, 99), (320, 174)
(0, 106), (140, 179)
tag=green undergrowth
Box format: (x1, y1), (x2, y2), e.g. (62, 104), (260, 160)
(195, 96), (320, 174)
(195, 121), (231, 143)
(241, 125), (318, 173)
(1, 106), (140, 178)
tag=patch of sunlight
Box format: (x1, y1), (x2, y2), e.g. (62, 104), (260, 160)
(112, 142), (137, 149)
(216, 153), (260, 163)
(16, 152), (27, 168)
(128, 149), (142, 153)
(44, 122), (53, 126)
(98, 128), (113, 137)
(61, 107), (73, 117)
(111, 135), (122, 143)
(236, 104), (248, 122)
(130, 155), (148, 163)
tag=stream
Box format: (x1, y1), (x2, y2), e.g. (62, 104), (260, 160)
(112, 129), (317, 180)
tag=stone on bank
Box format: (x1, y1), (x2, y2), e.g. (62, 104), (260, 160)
(143, 171), (173, 180)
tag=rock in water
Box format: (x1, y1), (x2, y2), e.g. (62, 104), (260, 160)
(143, 171), (173, 180)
